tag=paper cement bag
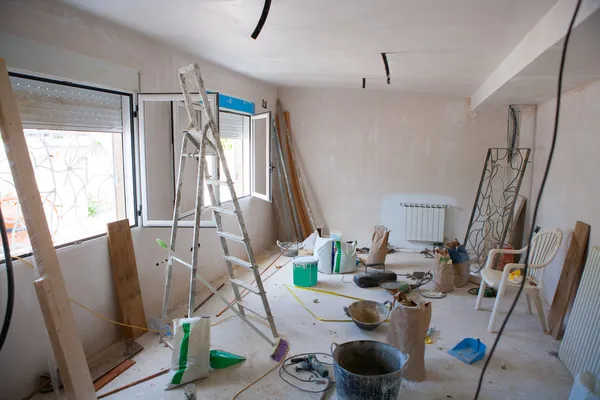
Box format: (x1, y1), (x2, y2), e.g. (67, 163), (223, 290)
(386, 302), (431, 382)
(165, 317), (210, 390)
(433, 253), (454, 293)
(366, 225), (390, 268)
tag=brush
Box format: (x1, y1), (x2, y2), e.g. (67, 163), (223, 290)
(271, 337), (289, 362)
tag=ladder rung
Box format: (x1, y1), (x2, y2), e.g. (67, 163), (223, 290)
(237, 301), (268, 320)
(212, 206), (237, 215)
(206, 179), (229, 186)
(230, 279), (259, 294)
(178, 209), (196, 220)
(223, 255), (253, 270)
(217, 231), (245, 243)
(171, 255), (193, 269)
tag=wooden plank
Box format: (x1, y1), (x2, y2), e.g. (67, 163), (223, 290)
(89, 338), (143, 381)
(548, 221), (590, 339)
(0, 58), (95, 398)
(97, 369), (168, 399)
(107, 220), (147, 339)
(94, 359), (136, 391)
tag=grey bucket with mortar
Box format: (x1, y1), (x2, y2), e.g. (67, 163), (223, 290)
(331, 340), (408, 400)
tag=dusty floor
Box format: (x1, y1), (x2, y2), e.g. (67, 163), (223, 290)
(39, 249), (574, 399)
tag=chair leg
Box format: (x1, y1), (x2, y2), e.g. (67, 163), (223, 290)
(525, 293), (533, 315)
(488, 280), (507, 333)
(532, 292), (549, 333)
(475, 279), (487, 310)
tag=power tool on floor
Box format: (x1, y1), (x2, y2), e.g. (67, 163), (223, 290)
(290, 354), (329, 377)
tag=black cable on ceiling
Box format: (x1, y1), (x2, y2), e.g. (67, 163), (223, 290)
(0, 207), (15, 352)
(473, 0), (583, 397)
(251, 0), (272, 39)
(381, 53), (391, 84)
(362, 78), (366, 89)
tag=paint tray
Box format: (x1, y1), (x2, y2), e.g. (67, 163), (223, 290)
(448, 338), (486, 364)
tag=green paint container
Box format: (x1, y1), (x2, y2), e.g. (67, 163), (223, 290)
(293, 256), (318, 287)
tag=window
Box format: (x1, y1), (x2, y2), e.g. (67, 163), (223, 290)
(219, 111), (250, 203)
(138, 93), (270, 228)
(0, 74), (135, 259)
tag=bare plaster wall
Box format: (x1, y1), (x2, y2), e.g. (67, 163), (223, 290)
(529, 79), (600, 303)
(0, 1), (276, 398)
(278, 87), (509, 248)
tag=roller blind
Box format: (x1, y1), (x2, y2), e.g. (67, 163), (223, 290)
(219, 111), (244, 139)
(10, 75), (123, 132)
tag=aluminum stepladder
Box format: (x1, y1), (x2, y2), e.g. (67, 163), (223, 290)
(159, 63), (279, 347)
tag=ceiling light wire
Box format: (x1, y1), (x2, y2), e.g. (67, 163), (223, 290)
(251, 0), (272, 39)
(473, 0), (583, 397)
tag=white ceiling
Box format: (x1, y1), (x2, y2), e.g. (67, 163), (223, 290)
(60, 0), (559, 96)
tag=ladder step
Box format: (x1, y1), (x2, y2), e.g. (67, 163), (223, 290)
(229, 279), (259, 294)
(237, 301), (267, 320)
(206, 179), (229, 186)
(171, 255), (193, 269)
(212, 206), (238, 215)
(216, 231), (245, 243)
(223, 255), (253, 270)
(178, 209), (196, 220)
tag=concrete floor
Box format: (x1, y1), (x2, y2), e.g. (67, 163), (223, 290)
(49, 249), (574, 399)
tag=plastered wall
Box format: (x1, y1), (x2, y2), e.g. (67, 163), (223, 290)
(0, 1), (276, 398)
(530, 79), (600, 303)
(278, 87), (509, 248)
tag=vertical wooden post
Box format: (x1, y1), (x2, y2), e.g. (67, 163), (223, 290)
(0, 58), (95, 398)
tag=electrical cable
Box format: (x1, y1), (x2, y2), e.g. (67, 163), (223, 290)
(0, 207), (15, 352)
(381, 53), (391, 84)
(473, 0), (583, 397)
(279, 352), (334, 393)
(251, 0), (272, 39)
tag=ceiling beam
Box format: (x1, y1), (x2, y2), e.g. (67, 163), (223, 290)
(470, 0), (600, 110)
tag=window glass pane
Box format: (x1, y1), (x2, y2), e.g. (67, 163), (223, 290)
(219, 111), (250, 203)
(0, 130), (126, 258)
(251, 113), (270, 201)
(0, 75), (132, 260)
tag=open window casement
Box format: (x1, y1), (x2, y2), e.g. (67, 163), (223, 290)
(251, 112), (272, 202)
(138, 93), (219, 228)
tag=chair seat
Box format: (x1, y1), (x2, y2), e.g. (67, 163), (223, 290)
(481, 269), (539, 290)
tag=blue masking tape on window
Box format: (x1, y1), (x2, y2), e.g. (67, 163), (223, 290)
(218, 94), (255, 114)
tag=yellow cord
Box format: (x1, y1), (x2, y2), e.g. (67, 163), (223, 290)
(13, 255), (272, 334)
(284, 284), (354, 322)
(231, 344), (290, 400)
(293, 285), (367, 301)
(13, 256), (159, 333)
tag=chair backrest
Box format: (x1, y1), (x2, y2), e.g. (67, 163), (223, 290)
(526, 228), (563, 284)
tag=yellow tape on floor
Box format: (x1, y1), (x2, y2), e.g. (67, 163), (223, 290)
(284, 284), (354, 322)
(293, 285), (367, 301)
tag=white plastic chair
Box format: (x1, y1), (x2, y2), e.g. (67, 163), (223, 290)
(475, 228), (563, 333)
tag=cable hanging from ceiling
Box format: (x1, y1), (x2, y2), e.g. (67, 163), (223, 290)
(251, 0), (272, 39)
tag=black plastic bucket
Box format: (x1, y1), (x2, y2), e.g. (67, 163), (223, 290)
(331, 340), (408, 400)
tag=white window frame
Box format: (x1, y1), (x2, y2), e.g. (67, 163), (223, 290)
(1, 72), (137, 260)
(138, 93), (218, 228)
(250, 112), (272, 202)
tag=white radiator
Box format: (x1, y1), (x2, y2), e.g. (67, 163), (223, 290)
(559, 245), (600, 377)
(402, 203), (447, 242)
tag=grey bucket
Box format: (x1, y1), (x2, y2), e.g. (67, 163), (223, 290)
(331, 340), (408, 400)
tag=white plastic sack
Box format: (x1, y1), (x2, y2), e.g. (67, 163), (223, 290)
(333, 240), (357, 274)
(314, 236), (334, 275)
(165, 316), (210, 390)
(301, 230), (320, 252)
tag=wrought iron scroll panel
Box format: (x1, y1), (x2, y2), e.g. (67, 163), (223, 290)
(463, 148), (531, 272)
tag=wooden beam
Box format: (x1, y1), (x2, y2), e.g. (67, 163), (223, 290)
(107, 220), (147, 339)
(548, 221), (590, 339)
(0, 58), (95, 398)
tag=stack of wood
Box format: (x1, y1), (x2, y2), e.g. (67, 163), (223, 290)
(272, 99), (316, 241)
